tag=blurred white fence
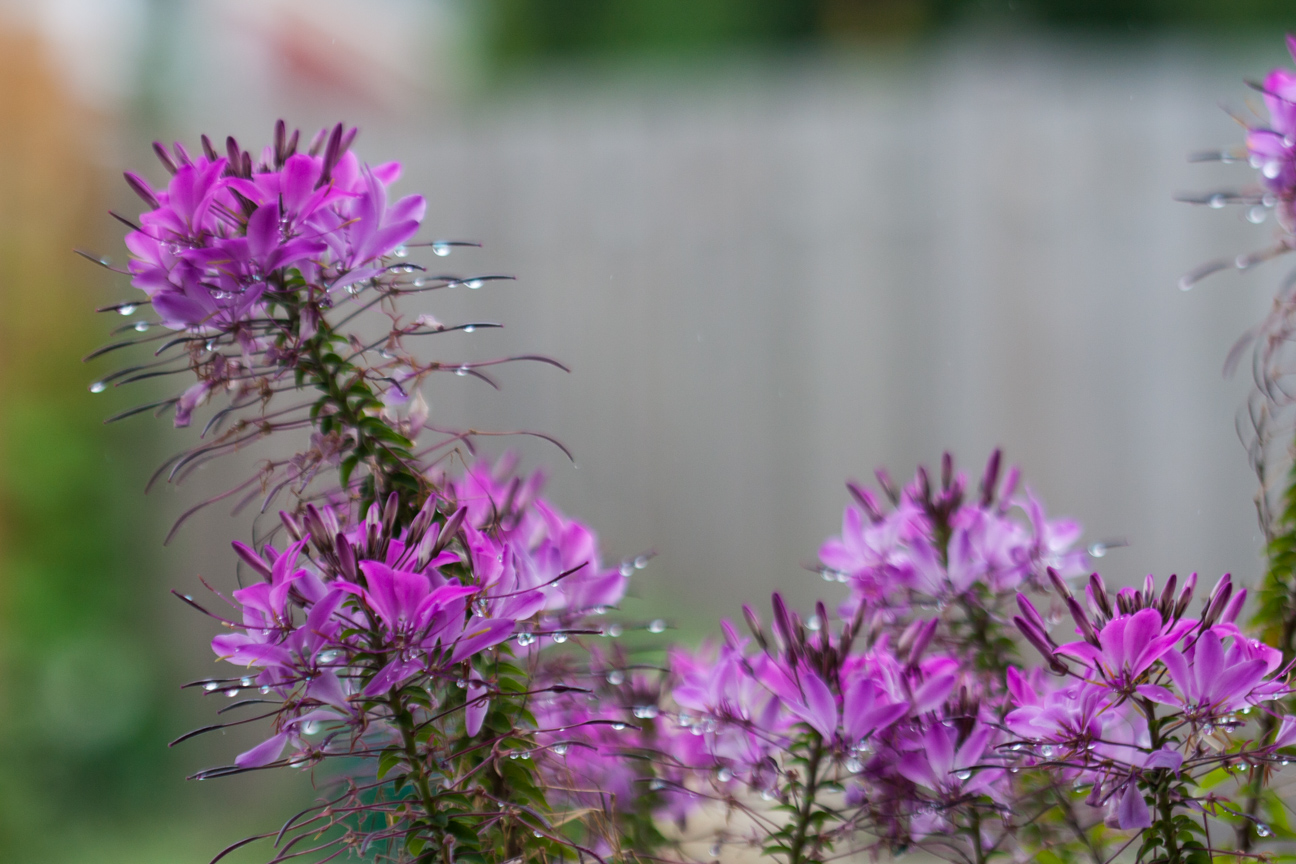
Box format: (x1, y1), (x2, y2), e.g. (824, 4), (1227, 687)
(160, 35), (1294, 631)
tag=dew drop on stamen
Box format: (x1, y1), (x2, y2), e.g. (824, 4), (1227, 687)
(1087, 542), (1107, 558)
(611, 722), (626, 731)
(413, 278), (426, 287)
(203, 682), (220, 692)
(633, 555), (649, 569)
(806, 614), (822, 632)
(606, 670), (625, 685)
(620, 562), (634, 577)
(760, 788), (776, 801)
(1257, 823), (1273, 837)
(710, 842), (722, 857)
(134, 321), (150, 331)
(432, 242), (452, 257)
(225, 688), (240, 697)
(466, 279), (483, 289)
(515, 632), (536, 646)
(240, 677), (252, 687)
(648, 619), (667, 634)
(1248, 206), (1269, 224)
(605, 623), (623, 638)
(1209, 194), (1227, 208)
(552, 632), (568, 643)
(118, 304), (137, 316)
(845, 758), (863, 773)
(463, 325), (475, 333)
(260, 685), (271, 694)
(89, 381), (107, 393)
(393, 246), (408, 258)
(633, 705), (659, 719)
(649, 778), (665, 790)
(553, 742), (568, 755)
(1264, 161), (1283, 179)
(455, 365), (469, 376)
(955, 769), (972, 780)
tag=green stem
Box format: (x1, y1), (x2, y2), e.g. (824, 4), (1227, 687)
(787, 735), (825, 864)
(1144, 700), (1182, 864)
(392, 695), (440, 863)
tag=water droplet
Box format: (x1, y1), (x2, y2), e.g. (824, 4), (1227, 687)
(205, 339), (217, 351)
(432, 242), (452, 257)
(509, 752), (519, 760)
(1264, 161), (1283, 180)
(806, 614), (821, 632)
(620, 562), (634, 577)
(821, 568), (836, 582)
(606, 670), (625, 685)
(1209, 194), (1227, 208)
(611, 722), (626, 731)
(302, 720), (320, 735)
(393, 246), (408, 258)
(118, 304), (137, 316)
(455, 365), (470, 376)
(413, 278), (426, 287)
(260, 685), (271, 694)
(605, 624), (623, 638)
(589, 606), (609, 615)
(466, 279), (483, 289)
(633, 705), (659, 719)
(134, 320), (150, 332)
(845, 758), (862, 773)
(1248, 206), (1269, 224)
(553, 742), (568, 755)
(649, 778), (665, 790)
(648, 619), (667, 634)
(463, 325), (475, 333)
(203, 682), (220, 692)
(456, 678), (468, 689)
(1238, 763), (1249, 771)
(710, 842), (722, 857)
(240, 677), (252, 687)
(1283, 759), (1292, 767)
(716, 767), (733, 782)
(552, 632), (568, 644)
(1257, 823), (1273, 837)
(318, 649), (342, 665)
(89, 381), (106, 393)
(225, 688), (240, 697)
(1264, 194), (1278, 208)
(1177, 276), (1195, 292)
(1088, 542), (1107, 558)
(516, 631), (536, 646)
(634, 555), (649, 569)
(760, 788), (776, 801)
(955, 769), (972, 781)
(532, 831), (543, 838)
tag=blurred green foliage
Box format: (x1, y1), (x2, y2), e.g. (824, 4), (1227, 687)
(483, 0), (1296, 61)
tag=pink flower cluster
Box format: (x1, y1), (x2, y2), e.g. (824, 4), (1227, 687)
(1009, 572), (1292, 832)
(203, 456), (628, 774)
(819, 452), (1085, 615)
(124, 122), (424, 332)
(1247, 36), (1296, 226)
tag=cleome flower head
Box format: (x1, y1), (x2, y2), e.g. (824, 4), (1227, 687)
(124, 121), (425, 331)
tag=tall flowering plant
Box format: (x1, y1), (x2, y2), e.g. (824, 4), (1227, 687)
(87, 123), (667, 864)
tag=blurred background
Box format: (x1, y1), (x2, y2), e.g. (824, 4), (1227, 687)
(1, 0), (1295, 860)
